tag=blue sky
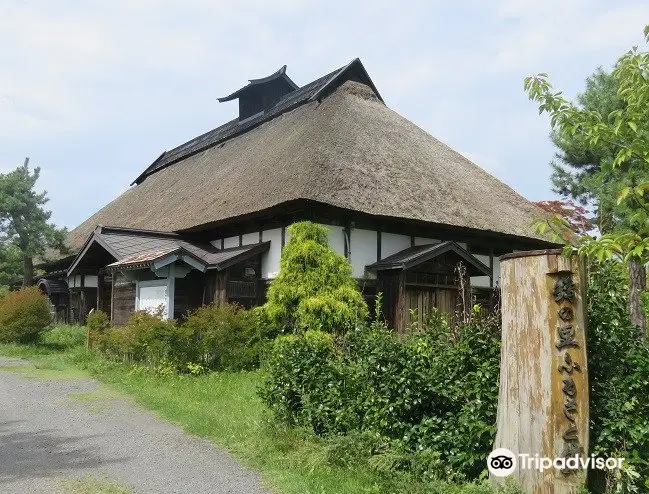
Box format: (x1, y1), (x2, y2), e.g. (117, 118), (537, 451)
(1, 0), (648, 230)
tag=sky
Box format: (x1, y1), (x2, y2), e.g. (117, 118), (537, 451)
(1, 0), (648, 230)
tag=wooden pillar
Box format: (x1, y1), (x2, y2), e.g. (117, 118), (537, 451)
(167, 262), (175, 320)
(96, 272), (102, 313)
(396, 271), (406, 332)
(110, 272), (115, 325)
(494, 249), (588, 493)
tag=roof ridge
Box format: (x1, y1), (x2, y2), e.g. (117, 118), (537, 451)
(130, 59), (376, 186)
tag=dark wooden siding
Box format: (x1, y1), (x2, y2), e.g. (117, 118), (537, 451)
(112, 282), (135, 326)
(174, 270), (205, 320)
(69, 288), (97, 325)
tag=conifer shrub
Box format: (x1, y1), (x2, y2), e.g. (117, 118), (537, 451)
(0, 286), (51, 343)
(262, 221), (368, 335)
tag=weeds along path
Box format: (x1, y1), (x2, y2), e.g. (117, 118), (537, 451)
(0, 356), (269, 494)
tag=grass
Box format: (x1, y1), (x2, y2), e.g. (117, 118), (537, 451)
(0, 327), (515, 494)
(60, 475), (131, 494)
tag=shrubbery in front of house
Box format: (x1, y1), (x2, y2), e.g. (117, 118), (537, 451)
(262, 221), (368, 335)
(89, 303), (266, 372)
(0, 286), (51, 343)
(260, 311), (501, 482)
(40, 324), (86, 349)
(182, 303), (263, 371)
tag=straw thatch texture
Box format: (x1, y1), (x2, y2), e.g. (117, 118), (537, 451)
(67, 80), (547, 252)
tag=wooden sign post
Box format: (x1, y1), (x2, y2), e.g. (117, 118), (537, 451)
(494, 249), (588, 493)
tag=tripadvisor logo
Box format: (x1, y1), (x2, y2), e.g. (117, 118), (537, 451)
(488, 448), (624, 476)
(488, 448), (516, 477)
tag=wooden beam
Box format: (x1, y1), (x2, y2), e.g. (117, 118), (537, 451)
(377, 231), (382, 261)
(489, 248), (494, 288)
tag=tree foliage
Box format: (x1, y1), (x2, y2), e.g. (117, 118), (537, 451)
(525, 25), (649, 330)
(262, 221), (368, 334)
(534, 199), (593, 235)
(0, 159), (68, 285)
(0, 244), (22, 288)
(524, 26), (649, 256)
(548, 68), (649, 235)
(586, 261), (649, 491)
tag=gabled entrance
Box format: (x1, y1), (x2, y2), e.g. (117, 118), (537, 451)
(367, 241), (491, 331)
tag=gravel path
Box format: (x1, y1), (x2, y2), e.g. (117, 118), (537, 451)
(0, 356), (269, 494)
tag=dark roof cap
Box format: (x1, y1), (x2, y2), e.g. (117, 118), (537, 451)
(217, 65), (298, 102)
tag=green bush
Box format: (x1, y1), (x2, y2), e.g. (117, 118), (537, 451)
(262, 221), (368, 334)
(87, 310), (110, 351)
(182, 303), (263, 371)
(40, 324), (86, 349)
(0, 286), (51, 343)
(587, 260), (649, 491)
(101, 310), (181, 364)
(90, 304), (264, 373)
(260, 313), (501, 481)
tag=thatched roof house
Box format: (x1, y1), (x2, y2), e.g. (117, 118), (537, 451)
(40, 58), (553, 330)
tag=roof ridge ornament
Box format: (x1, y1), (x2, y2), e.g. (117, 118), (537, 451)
(217, 65), (297, 103)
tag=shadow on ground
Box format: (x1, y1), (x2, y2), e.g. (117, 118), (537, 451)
(0, 420), (126, 485)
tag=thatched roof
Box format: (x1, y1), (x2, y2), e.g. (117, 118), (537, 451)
(67, 60), (549, 253)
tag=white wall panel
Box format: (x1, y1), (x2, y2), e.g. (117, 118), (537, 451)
(414, 237), (441, 246)
(350, 228), (377, 278)
(381, 232), (410, 259)
(84, 275), (98, 288)
(324, 225), (345, 256)
(261, 228), (282, 278)
(224, 236), (239, 248)
(471, 276), (491, 288)
(242, 232), (258, 245)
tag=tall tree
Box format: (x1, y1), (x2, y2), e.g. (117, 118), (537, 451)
(549, 69), (628, 233)
(543, 68), (649, 330)
(0, 158), (68, 286)
(525, 25), (649, 333)
(0, 244), (23, 288)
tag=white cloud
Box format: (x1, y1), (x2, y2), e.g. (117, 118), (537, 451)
(0, 0), (647, 228)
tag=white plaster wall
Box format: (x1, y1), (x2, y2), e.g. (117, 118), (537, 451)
(325, 225), (345, 257)
(242, 232), (258, 245)
(381, 232), (411, 259)
(224, 236), (239, 248)
(261, 228), (282, 278)
(350, 228), (377, 278)
(470, 254), (491, 288)
(471, 276), (491, 288)
(84, 275), (98, 288)
(414, 237), (441, 246)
